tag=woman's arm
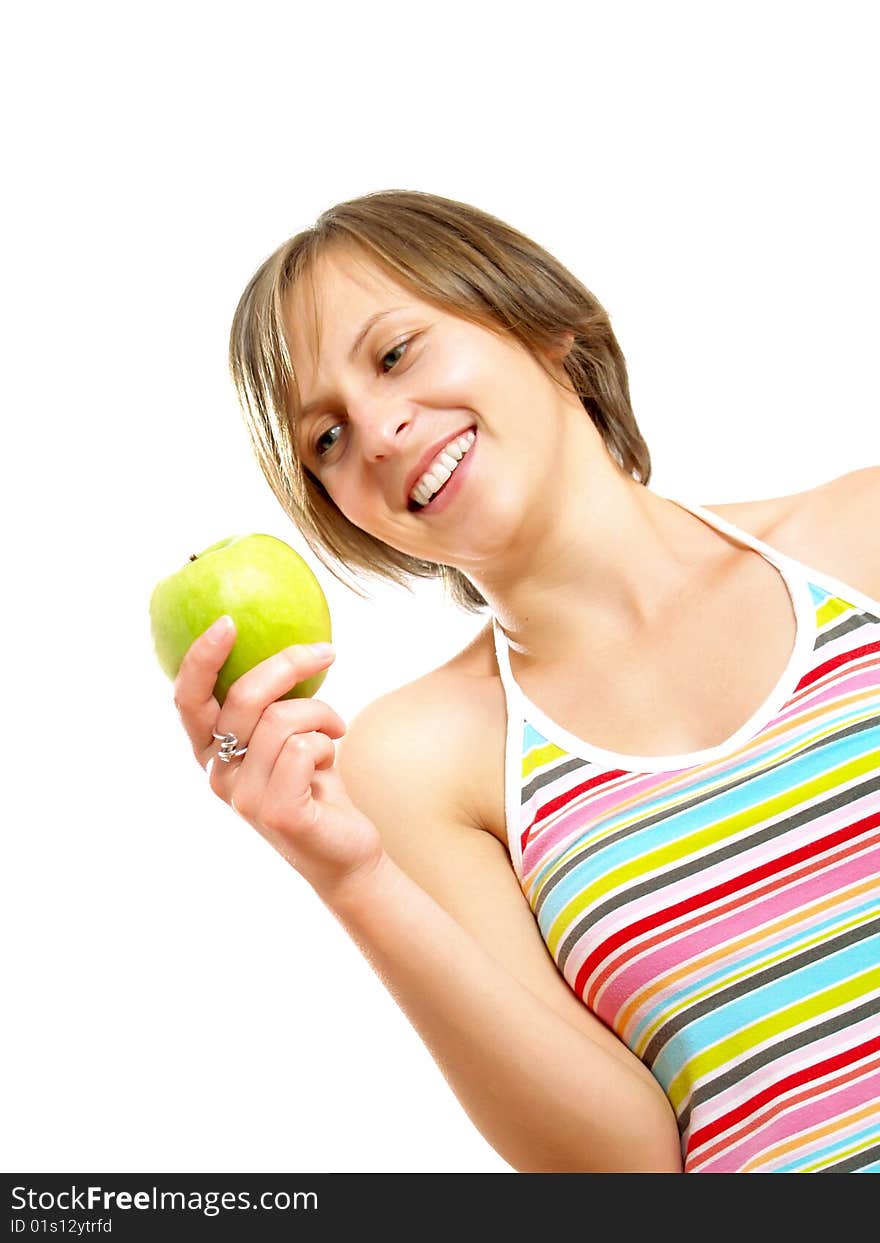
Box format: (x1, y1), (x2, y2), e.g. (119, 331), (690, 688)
(328, 695), (683, 1174)
(171, 625), (681, 1172)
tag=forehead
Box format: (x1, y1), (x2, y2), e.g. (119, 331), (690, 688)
(285, 246), (423, 374)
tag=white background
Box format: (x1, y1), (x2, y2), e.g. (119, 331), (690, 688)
(3, 1), (878, 1174)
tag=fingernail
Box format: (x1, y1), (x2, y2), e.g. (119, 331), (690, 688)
(309, 642), (335, 658)
(207, 615), (234, 639)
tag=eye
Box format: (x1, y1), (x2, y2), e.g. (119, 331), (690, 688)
(310, 337), (413, 460)
(380, 337), (410, 373)
(312, 423), (343, 459)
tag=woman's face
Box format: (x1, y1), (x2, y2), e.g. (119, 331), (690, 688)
(285, 246), (578, 571)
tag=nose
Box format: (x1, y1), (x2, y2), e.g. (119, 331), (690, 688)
(356, 395), (413, 461)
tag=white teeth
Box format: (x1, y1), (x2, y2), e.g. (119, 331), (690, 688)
(410, 430), (475, 506)
(422, 462), (452, 493)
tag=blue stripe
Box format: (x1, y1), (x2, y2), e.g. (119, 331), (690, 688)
(775, 1119), (880, 1171)
(530, 724), (880, 934)
(651, 931), (880, 1088)
(627, 897), (880, 1053)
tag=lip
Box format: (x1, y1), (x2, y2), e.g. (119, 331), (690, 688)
(403, 424), (477, 509)
(412, 429), (477, 517)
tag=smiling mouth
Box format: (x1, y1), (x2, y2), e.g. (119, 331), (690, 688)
(407, 473), (457, 512)
(407, 427), (477, 513)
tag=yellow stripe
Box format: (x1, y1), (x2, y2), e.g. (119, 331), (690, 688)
(520, 686), (878, 897)
(665, 963), (880, 1112)
(623, 878), (880, 1057)
(522, 740), (567, 780)
(544, 747), (880, 959)
(816, 594), (862, 628)
(745, 1098), (880, 1172)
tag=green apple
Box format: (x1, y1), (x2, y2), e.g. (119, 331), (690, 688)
(149, 533), (333, 705)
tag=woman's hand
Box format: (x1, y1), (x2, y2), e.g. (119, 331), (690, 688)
(172, 616), (386, 898)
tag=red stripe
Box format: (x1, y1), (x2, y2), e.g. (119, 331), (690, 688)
(796, 639), (880, 691)
(521, 767), (627, 857)
(574, 806), (880, 1005)
(522, 638), (879, 862)
(532, 766), (628, 826)
(587, 833), (880, 1005)
(687, 1034), (880, 1156)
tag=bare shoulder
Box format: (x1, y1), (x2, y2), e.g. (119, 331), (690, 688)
(336, 630), (503, 834)
(703, 483), (817, 541)
(712, 467), (880, 599)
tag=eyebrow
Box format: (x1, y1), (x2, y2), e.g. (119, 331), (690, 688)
(298, 307), (407, 418)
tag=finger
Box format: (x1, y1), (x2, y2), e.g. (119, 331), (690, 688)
(211, 642), (336, 757)
(212, 698), (344, 808)
(258, 730), (338, 834)
(173, 615), (237, 766)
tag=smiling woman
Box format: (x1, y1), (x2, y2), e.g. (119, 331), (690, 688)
(227, 189), (651, 611)
(160, 188), (880, 1174)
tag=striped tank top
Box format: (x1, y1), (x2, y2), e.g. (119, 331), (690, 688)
(491, 496), (880, 1173)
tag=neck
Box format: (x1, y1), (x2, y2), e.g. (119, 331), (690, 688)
(464, 420), (728, 665)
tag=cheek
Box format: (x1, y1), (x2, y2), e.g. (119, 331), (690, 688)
(419, 341), (493, 403)
(330, 473), (395, 540)
(328, 477), (366, 525)
(420, 338), (540, 429)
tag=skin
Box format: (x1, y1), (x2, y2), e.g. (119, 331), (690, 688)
(287, 246), (739, 671)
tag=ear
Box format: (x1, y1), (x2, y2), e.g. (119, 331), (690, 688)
(545, 329), (575, 363)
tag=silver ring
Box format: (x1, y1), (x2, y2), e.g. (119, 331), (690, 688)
(212, 730), (248, 763)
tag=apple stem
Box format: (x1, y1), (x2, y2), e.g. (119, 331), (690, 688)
(189, 554), (198, 561)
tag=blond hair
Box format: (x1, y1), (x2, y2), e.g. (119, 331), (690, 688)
(228, 189), (651, 614)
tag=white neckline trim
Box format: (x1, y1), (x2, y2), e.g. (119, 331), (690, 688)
(491, 494), (822, 774)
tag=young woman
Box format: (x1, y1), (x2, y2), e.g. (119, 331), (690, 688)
(173, 190), (880, 1173)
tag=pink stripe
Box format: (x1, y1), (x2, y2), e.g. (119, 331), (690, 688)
(521, 769), (679, 875)
(694, 1067), (880, 1172)
(688, 1048), (880, 1169)
(598, 844), (880, 1027)
(519, 675), (877, 881)
(520, 719), (806, 875)
(599, 834), (880, 1026)
(774, 665), (880, 735)
(561, 800), (878, 995)
(684, 1016), (880, 1165)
